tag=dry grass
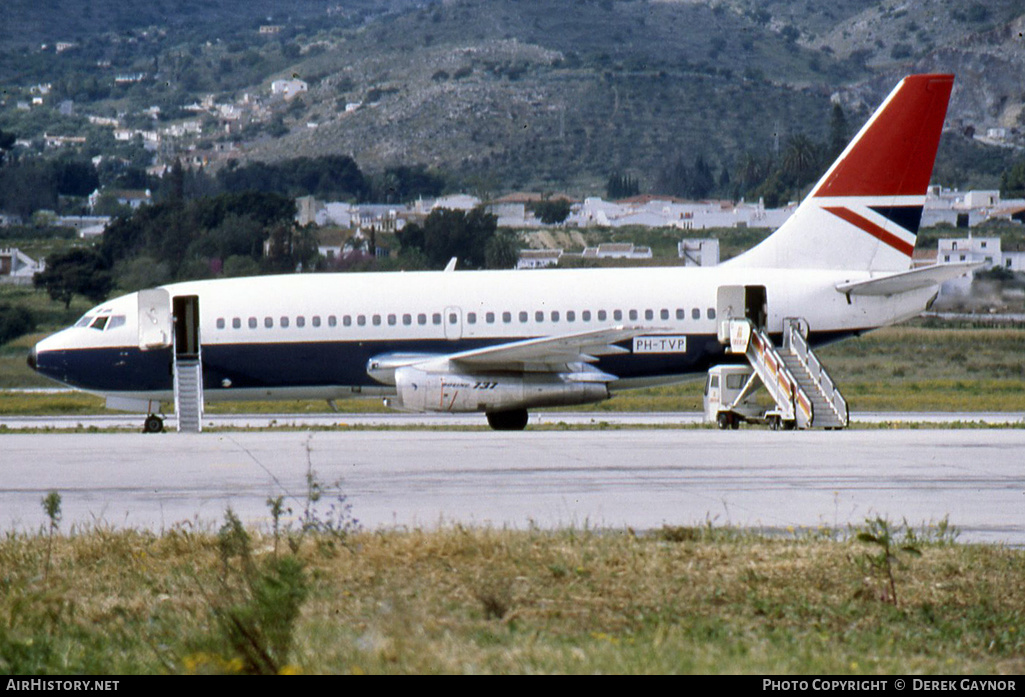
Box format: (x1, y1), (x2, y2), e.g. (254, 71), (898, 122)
(2, 523), (1024, 674)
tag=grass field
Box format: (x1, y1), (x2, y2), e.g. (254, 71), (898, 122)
(3, 519), (1023, 675)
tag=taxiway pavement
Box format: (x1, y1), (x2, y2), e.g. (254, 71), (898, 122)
(0, 429), (1022, 545)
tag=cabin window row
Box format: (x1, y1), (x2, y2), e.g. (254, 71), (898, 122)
(215, 307), (716, 331)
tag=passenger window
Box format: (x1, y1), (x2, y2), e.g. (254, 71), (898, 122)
(297, 316), (306, 328)
(216, 318), (225, 330)
(566, 311), (575, 322)
(645, 309), (654, 321)
(418, 313), (427, 325)
(313, 316), (321, 327)
(692, 308), (700, 320)
(467, 312), (476, 324)
(661, 309), (669, 320)
(503, 311), (512, 323)
(486, 312), (495, 324)
(387, 314), (396, 326)
(343, 315), (352, 327)
(582, 310), (591, 322)
(535, 311), (544, 322)
(448, 312), (458, 325)
(676, 309), (685, 320)
(329, 316), (337, 327)
(629, 309), (638, 321)
(597, 310), (607, 321)
(613, 310), (623, 321)
(280, 316), (289, 328)
(233, 318), (242, 329)
(403, 314), (412, 326)
(248, 317), (257, 329)
(372, 315), (381, 326)
(265, 317), (273, 328)
(357, 315), (366, 326)
(707, 308), (716, 319)
(551, 311), (560, 322)
(432, 313), (442, 325)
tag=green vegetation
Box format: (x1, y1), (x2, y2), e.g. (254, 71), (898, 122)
(1, 518), (1023, 674)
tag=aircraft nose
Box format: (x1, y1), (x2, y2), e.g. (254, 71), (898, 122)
(27, 345), (37, 371)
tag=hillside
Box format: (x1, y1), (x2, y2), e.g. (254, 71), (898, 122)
(243, 0), (1025, 193)
(1, 0), (1023, 196)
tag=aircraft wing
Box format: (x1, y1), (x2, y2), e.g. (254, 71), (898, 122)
(445, 325), (654, 371)
(835, 262), (980, 297)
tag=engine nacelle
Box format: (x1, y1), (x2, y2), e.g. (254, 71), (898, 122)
(387, 365), (609, 413)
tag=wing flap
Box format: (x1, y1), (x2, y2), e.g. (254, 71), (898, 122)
(447, 325), (652, 370)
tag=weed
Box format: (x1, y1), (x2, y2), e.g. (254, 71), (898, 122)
(41, 491), (61, 584)
(854, 517), (922, 606)
(200, 508), (310, 675)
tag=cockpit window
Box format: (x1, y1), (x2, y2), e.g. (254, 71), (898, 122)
(75, 315), (93, 328)
(107, 315), (126, 330)
(90, 316), (109, 331)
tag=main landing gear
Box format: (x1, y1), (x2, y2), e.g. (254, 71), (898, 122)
(143, 414), (165, 433)
(486, 408), (529, 431)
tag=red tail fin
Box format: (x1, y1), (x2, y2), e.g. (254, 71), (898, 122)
(728, 74), (954, 272)
(813, 74), (954, 199)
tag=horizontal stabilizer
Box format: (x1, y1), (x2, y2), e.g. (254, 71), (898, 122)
(835, 262), (979, 296)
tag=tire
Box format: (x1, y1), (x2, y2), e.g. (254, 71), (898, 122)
(716, 412), (730, 430)
(143, 415), (164, 434)
(486, 409), (529, 431)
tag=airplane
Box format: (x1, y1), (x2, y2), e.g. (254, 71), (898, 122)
(29, 73), (974, 432)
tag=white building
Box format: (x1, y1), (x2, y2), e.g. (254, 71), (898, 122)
(0, 248), (45, 285)
(270, 79), (308, 100)
(678, 239), (720, 266)
(517, 249), (563, 269)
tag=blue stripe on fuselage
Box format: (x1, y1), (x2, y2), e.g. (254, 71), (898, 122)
(34, 330), (861, 395)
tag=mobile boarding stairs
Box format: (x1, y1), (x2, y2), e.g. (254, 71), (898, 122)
(706, 318), (849, 431)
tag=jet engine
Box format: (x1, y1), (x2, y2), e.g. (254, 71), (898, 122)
(385, 365), (609, 413)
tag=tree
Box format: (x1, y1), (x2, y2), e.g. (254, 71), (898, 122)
(0, 303), (35, 346)
(0, 129), (15, 166)
(606, 172), (639, 200)
(532, 198), (572, 225)
(1001, 160), (1025, 198)
(398, 207), (499, 269)
(828, 103), (849, 160)
(34, 247), (113, 309)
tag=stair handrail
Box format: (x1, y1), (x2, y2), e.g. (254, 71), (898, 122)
(783, 319), (849, 426)
(733, 319), (813, 428)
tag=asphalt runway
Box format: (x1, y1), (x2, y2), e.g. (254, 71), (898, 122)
(1, 429), (1023, 545)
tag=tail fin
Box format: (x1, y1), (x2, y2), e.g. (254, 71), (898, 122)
(728, 74), (954, 272)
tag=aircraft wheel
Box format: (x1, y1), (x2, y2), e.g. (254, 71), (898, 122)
(143, 415), (164, 434)
(486, 409), (529, 431)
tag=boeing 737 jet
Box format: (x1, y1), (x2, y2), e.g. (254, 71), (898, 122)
(29, 74), (972, 432)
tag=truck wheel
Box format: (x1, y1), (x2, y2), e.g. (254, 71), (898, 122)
(143, 415), (164, 434)
(716, 412), (730, 430)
